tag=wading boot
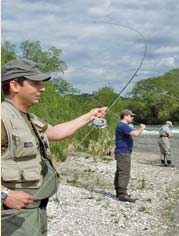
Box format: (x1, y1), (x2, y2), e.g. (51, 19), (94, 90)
(160, 160), (165, 167)
(167, 160), (175, 167)
(117, 194), (136, 203)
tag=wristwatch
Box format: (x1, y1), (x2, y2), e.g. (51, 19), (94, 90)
(1, 188), (10, 202)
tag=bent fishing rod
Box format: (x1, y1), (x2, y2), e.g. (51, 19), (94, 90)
(89, 21), (147, 129)
(75, 21), (148, 149)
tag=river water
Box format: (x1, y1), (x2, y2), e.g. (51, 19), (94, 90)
(133, 125), (179, 233)
(133, 125), (179, 167)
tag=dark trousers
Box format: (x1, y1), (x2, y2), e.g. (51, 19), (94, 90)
(114, 153), (131, 195)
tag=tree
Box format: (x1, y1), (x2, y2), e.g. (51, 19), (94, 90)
(20, 41), (41, 60)
(2, 40), (67, 74)
(52, 77), (80, 95)
(93, 86), (118, 107)
(19, 41), (67, 73)
(1, 41), (16, 66)
(129, 69), (179, 124)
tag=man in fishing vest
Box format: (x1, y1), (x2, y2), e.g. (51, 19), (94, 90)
(1, 58), (107, 236)
(158, 121), (174, 167)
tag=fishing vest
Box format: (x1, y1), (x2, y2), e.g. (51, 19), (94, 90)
(1, 100), (59, 199)
(159, 126), (168, 138)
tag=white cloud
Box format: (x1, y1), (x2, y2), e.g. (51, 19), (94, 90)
(158, 57), (176, 67)
(89, 0), (111, 16)
(155, 47), (179, 54)
(2, 0), (179, 94)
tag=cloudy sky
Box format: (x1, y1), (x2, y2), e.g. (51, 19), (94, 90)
(2, 0), (179, 95)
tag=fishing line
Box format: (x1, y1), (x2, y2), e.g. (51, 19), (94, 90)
(81, 21), (147, 144)
(93, 21), (147, 114)
(137, 89), (179, 101)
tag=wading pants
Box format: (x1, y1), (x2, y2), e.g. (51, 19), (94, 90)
(1, 199), (48, 236)
(114, 153), (131, 196)
(158, 137), (171, 165)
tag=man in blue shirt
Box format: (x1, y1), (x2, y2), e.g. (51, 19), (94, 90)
(114, 109), (146, 202)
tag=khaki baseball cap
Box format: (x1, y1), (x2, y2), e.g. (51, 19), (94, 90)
(1, 59), (51, 82)
(166, 121), (173, 127)
(120, 109), (136, 117)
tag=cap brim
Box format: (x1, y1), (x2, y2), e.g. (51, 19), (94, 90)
(24, 73), (51, 81)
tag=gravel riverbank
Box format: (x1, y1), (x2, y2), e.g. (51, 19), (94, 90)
(47, 152), (179, 236)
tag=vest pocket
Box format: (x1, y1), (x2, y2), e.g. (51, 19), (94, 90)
(1, 164), (21, 181)
(12, 133), (38, 159)
(22, 163), (42, 181)
(2, 161), (42, 184)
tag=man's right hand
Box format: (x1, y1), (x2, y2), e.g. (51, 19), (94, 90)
(140, 124), (146, 130)
(3, 190), (35, 210)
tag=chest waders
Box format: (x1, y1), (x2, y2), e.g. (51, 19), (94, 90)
(1, 100), (59, 236)
(158, 127), (171, 166)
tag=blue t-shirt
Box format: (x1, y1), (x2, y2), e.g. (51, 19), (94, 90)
(114, 122), (133, 154)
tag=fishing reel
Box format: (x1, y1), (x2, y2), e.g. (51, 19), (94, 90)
(89, 118), (107, 129)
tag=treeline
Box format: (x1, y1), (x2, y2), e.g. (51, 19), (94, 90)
(2, 40), (179, 160)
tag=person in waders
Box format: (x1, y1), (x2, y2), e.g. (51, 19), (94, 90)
(158, 121), (174, 167)
(1, 58), (107, 236)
